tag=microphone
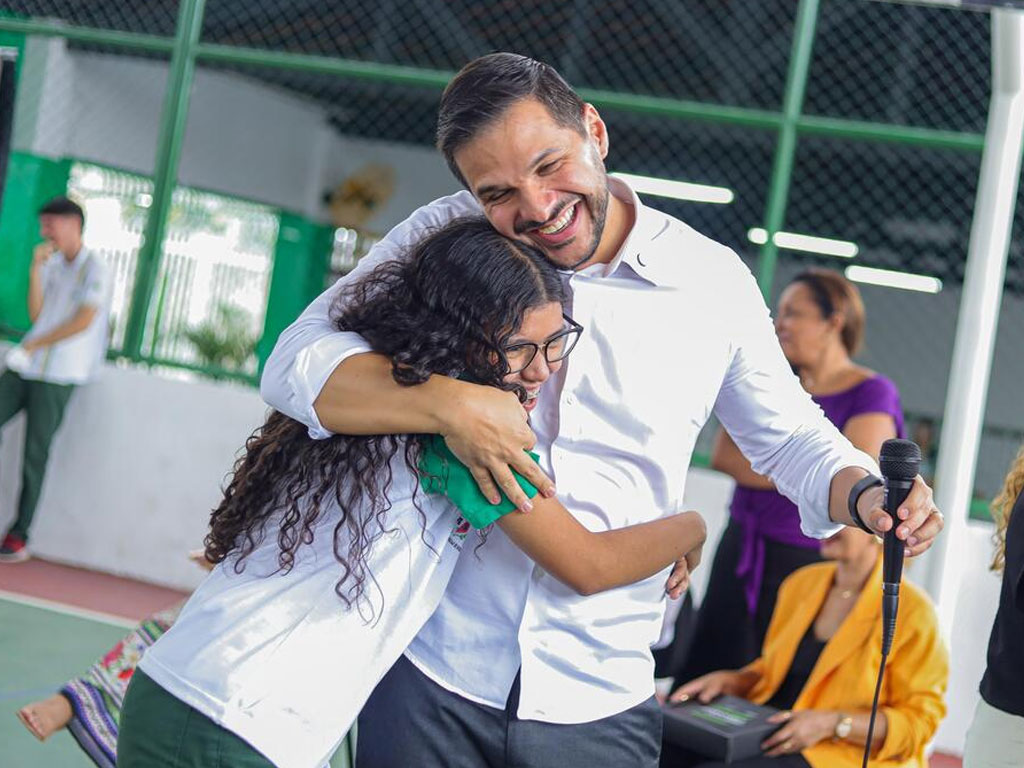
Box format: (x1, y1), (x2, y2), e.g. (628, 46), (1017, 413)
(878, 438), (922, 655)
(862, 438), (922, 768)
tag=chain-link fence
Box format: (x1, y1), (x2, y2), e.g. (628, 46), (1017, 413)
(0, 0), (1020, 511)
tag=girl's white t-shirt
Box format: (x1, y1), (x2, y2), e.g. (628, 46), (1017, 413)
(140, 449), (463, 768)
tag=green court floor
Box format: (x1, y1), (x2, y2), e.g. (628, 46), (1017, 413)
(1, 597), (127, 767)
(0, 597), (354, 767)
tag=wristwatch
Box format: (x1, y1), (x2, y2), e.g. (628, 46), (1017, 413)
(834, 713), (854, 741)
(848, 474), (883, 534)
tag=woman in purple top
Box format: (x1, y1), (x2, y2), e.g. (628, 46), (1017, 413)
(678, 269), (905, 681)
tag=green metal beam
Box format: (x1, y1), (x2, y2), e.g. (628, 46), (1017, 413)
(198, 44), (788, 129)
(0, 17), (173, 54)
(577, 87), (781, 129)
(756, 0), (821, 301)
(797, 115), (985, 152)
(195, 42), (452, 89)
(121, 0), (206, 360)
(193, 44), (991, 150)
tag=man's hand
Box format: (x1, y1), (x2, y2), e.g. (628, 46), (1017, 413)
(859, 475), (943, 557)
(761, 710), (837, 756)
(32, 241), (54, 269)
(440, 385), (555, 512)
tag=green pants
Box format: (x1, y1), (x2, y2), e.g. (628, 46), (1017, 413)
(118, 669), (275, 767)
(0, 369), (75, 542)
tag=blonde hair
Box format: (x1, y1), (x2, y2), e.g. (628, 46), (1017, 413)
(991, 443), (1024, 572)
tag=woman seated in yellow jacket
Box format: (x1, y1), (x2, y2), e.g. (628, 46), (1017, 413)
(666, 527), (948, 768)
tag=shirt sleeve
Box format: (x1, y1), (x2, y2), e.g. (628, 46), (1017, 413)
(78, 258), (111, 310)
(712, 253), (879, 539)
(259, 191), (481, 439)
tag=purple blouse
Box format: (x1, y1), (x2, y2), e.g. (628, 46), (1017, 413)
(730, 374), (905, 615)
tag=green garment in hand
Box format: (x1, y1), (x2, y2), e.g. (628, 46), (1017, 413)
(419, 434), (540, 529)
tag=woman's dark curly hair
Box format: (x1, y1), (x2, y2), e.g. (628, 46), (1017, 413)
(204, 217), (566, 607)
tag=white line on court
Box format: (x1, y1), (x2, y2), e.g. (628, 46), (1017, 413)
(0, 589), (136, 629)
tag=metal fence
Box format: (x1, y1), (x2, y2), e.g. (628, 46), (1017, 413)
(65, 161), (277, 378)
(0, 0), (1021, 507)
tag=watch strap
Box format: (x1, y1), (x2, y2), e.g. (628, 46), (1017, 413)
(848, 474), (883, 534)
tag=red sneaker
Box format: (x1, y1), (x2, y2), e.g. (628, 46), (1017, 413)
(0, 533), (30, 563)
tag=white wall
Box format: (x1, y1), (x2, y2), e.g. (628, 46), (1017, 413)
(0, 345), (268, 590)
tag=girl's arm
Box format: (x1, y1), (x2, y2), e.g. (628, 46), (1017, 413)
(497, 496), (706, 596)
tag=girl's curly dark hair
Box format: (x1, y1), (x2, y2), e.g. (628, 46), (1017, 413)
(204, 217), (565, 607)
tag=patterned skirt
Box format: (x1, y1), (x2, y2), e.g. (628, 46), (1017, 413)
(60, 603), (181, 768)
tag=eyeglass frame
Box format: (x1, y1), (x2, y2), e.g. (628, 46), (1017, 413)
(501, 314), (584, 374)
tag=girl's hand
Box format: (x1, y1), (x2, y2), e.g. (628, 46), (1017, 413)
(665, 557), (689, 599)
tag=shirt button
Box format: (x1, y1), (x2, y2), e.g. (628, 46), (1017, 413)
(564, 394), (575, 406)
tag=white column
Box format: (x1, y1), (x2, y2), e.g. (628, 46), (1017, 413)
(923, 8), (1024, 641)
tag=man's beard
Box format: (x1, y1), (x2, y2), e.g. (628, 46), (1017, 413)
(561, 182), (609, 270)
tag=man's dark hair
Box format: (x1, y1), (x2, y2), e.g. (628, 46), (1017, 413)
(38, 196), (85, 229)
(437, 53), (586, 187)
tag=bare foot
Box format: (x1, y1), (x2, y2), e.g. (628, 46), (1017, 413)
(16, 694), (72, 741)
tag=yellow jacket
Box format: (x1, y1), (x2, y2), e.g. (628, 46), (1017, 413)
(744, 558), (948, 768)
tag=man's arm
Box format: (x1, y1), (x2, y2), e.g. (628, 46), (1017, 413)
(260, 192), (555, 509)
(25, 257), (110, 352)
(713, 252), (942, 555)
(261, 191), (480, 432)
(23, 306), (96, 352)
(27, 243), (52, 322)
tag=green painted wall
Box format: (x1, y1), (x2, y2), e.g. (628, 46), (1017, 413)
(257, 211), (334, 372)
(0, 151), (71, 336)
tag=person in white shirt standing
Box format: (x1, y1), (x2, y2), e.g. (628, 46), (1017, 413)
(0, 196), (110, 562)
(261, 54), (946, 767)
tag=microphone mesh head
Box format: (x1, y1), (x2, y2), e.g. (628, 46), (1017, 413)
(879, 439), (922, 481)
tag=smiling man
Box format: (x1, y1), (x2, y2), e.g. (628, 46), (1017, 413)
(260, 54), (943, 767)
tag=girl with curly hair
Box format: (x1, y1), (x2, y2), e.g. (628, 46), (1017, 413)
(115, 218), (706, 768)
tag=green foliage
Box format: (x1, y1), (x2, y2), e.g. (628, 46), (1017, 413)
(183, 302), (257, 374)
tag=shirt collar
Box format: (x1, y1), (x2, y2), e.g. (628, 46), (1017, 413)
(565, 176), (669, 287)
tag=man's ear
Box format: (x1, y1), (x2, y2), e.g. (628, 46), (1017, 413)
(583, 103), (609, 159)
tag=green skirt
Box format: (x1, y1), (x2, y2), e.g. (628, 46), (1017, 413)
(117, 669), (275, 767)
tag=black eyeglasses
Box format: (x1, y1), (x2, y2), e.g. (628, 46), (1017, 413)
(502, 315), (584, 374)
